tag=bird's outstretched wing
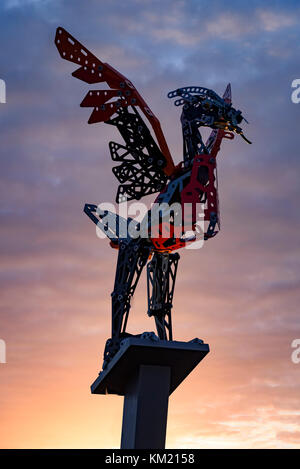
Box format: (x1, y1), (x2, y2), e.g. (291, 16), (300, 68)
(55, 27), (175, 202)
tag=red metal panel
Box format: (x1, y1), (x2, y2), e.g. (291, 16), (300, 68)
(55, 27), (175, 176)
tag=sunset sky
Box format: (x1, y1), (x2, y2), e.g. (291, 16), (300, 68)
(1, 0), (300, 449)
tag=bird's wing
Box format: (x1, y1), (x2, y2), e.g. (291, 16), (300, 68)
(55, 27), (175, 202)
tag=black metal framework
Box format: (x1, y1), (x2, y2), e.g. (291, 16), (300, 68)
(168, 86), (251, 166)
(82, 84), (251, 369)
(103, 238), (151, 368)
(107, 106), (168, 203)
(147, 251), (180, 341)
(84, 201), (181, 367)
(102, 244), (180, 368)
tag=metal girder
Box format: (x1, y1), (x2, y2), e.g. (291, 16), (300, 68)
(147, 251), (180, 341)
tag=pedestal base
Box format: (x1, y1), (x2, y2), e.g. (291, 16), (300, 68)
(91, 337), (209, 449)
(91, 337), (209, 396)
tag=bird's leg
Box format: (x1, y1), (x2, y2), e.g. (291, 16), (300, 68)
(147, 251), (180, 341)
(103, 238), (151, 369)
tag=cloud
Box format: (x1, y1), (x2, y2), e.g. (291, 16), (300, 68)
(258, 9), (296, 32)
(205, 13), (255, 40)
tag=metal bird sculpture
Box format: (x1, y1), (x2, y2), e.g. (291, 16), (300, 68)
(55, 27), (251, 369)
